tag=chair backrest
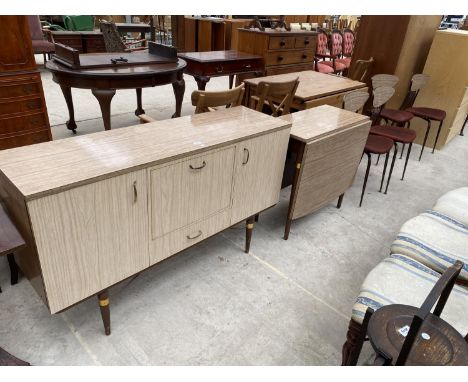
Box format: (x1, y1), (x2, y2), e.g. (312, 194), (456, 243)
(191, 84), (245, 114)
(254, 78), (299, 117)
(399, 73), (430, 110)
(315, 29), (329, 55)
(63, 15), (94, 31)
(100, 21), (126, 52)
(342, 90), (370, 113)
(348, 57), (374, 82)
(371, 74), (399, 89)
(371, 86), (395, 123)
(342, 28), (355, 57)
(27, 16), (44, 41)
(329, 30), (343, 56)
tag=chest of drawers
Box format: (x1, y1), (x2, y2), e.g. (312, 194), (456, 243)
(237, 29), (317, 76)
(0, 106), (290, 334)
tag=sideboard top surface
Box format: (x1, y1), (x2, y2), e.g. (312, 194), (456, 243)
(0, 106), (291, 200)
(279, 105), (370, 143)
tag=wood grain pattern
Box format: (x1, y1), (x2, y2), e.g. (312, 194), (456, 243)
(291, 121), (370, 220)
(0, 202), (26, 256)
(0, 106), (290, 201)
(230, 128), (290, 224)
(149, 146), (235, 238)
(409, 30), (468, 148)
(244, 71), (366, 109)
(279, 105), (370, 143)
(27, 170), (149, 313)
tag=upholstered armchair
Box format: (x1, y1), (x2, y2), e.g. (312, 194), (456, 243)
(27, 16), (55, 63)
(314, 29), (346, 74)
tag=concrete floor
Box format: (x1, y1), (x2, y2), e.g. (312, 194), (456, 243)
(0, 56), (467, 365)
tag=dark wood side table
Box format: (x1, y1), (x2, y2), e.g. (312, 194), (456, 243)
(178, 50), (264, 90)
(45, 55), (186, 133)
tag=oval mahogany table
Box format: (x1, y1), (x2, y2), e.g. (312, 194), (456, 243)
(46, 58), (186, 133)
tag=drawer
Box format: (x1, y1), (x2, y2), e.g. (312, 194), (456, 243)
(53, 37), (83, 52)
(295, 36), (315, 49)
(265, 50), (315, 66)
(150, 209), (231, 265)
(149, 146), (235, 238)
(0, 112), (48, 136)
(265, 63), (314, 76)
(268, 36), (295, 50)
(203, 59), (263, 76)
(0, 80), (41, 100)
(0, 97), (43, 116)
(0, 129), (50, 150)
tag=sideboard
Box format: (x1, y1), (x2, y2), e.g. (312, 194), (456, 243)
(0, 106), (291, 335)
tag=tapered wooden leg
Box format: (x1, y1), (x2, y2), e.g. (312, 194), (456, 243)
(432, 120), (444, 153)
(359, 152), (371, 207)
(245, 216), (255, 253)
(97, 290), (111, 335)
(135, 88), (145, 116)
(60, 85), (78, 134)
(7, 254), (19, 285)
(171, 78), (185, 118)
(384, 143), (398, 195)
(337, 193), (344, 208)
(92, 89), (116, 131)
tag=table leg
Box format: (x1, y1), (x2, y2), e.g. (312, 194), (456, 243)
(7, 254), (19, 285)
(172, 78), (185, 118)
(135, 88), (145, 116)
(60, 85), (78, 134)
(92, 89), (116, 131)
(194, 75), (210, 91)
(229, 75), (234, 89)
(245, 216), (255, 253)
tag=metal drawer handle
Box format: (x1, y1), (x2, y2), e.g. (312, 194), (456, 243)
(304, 39), (310, 45)
(216, 66), (224, 73)
(187, 230), (202, 240)
(242, 148), (250, 165)
(189, 161), (206, 170)
(133, 181), (138, 203)
(302, 54), (308, 59)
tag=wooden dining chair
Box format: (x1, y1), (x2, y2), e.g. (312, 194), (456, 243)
(343, 90), (396, 207)
(250, 78), (299, 117)
(348, 57), (374, 82)
(191, 84), (245, 114)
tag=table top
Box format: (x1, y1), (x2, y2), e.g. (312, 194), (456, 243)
(0, 107), (291, 200)
(46, 55), (186, 78)
(178, 50), (262, 63)
(244, 71), (366, 102)
(279, 105), (370, 143)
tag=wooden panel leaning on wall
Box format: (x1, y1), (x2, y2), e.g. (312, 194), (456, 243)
(0, 15), (52, 150)
(0, 106), (291, 334)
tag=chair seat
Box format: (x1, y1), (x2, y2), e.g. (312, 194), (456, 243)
(31, 40), (55, 53)
(315, 62), (334, 74)
(351, 254), (468, 336)
(320, 60), (347, 72)
(365, 134), (394, 154)
(370, 125), (417, 144)
(380, 108), (414, 123)
(406, 107), (446, 121)
(390, 210), (468, 282)
(335, 57), (351, 68)
(433, 187), (468, 226)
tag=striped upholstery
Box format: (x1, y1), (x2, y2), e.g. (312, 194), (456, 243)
(351, 254), (468, 336)
(433, 187), (468, 226)
(391, 211), (468, 281)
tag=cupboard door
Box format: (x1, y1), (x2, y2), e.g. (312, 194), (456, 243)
(149, 146), (235, 239)
(0, 16), (36, 72)
(230, 129), (290, 224)
(27, 170), (148, 313)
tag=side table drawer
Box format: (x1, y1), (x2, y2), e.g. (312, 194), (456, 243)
(265, 50), (315, 66)
(268, 36), (295, 50)
(150, 209), (231, 265)
(149, 146), (235, 238)
(204, 59), (263, 76)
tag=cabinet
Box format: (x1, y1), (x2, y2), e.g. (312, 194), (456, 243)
(0, 16), (52, 150)
(237, 29), (317, 76)
(0, 106), (290, 330)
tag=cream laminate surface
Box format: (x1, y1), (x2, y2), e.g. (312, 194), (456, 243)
(243, 71), (366, 102)
(279, 105), (370, 143)
(0, 106), (291, 200)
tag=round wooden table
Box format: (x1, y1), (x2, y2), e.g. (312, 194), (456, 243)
(46, 58), (186, 133)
